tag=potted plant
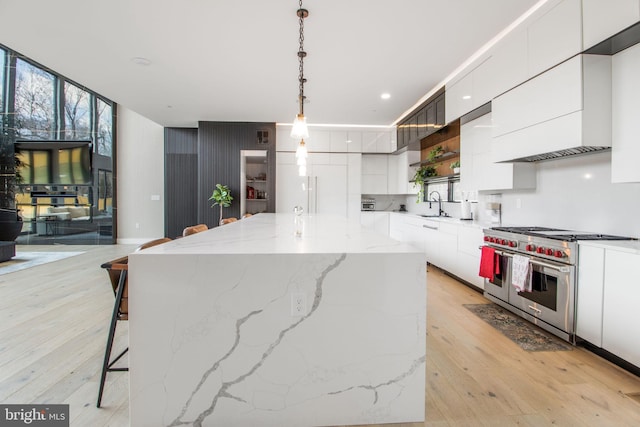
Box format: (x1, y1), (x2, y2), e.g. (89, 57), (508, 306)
(209, 184), (233, 225)
(450, 160), (460, 174)
(412, 165), (437, 203)
(427, 145), (444, 162)
(0, 116), (24, 242)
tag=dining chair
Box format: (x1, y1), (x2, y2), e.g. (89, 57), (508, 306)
(96, 237), (171, 407)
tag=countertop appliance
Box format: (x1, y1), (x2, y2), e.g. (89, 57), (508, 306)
(361, 199), (376, 211)
(481, 226), (635, 343)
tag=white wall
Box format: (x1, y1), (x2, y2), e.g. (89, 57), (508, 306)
(116, 106), (165, 243)
(497, 151), (640, 237)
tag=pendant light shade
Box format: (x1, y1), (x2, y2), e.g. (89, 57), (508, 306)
(291, 113), (309, 140)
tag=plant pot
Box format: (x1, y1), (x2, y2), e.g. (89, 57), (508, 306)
(453, 167), (460, 174)
(0, 218), (23, 241)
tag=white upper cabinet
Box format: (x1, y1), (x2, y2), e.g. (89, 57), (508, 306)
(445, 71), (474, 124)
(361, 154), (388, 194)
(527, 0), (582, 77)
(362, 131), (395, 153)
(612, 42), (640, 183)
(480, 27), (528, 99)
(276, 128), (393, 154)
(492, 54), (612, 163)
(388, 151), (420, 195)
(582, 0), (640, 50)
(460, 113), (535, 191)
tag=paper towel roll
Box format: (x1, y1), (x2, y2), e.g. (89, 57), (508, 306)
(460, 201), (472, 219)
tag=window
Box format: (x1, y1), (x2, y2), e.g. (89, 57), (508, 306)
(96, 98), (112, 156)
(14, 59), (56, 139)
(0, 49), (5, 115)
(97, 169), (113, 213)
(63, 82), (91, 140)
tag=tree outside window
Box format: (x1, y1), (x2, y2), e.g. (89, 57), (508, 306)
(96, 98), (112, 156)
(64, 82), (91, 140)
(15, 59), (55, 140)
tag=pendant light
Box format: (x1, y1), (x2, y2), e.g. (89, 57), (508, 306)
(292, 0), (309, 176)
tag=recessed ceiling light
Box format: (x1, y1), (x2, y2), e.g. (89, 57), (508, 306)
(381, 93), (391, 100)
(462, 95), (471, 100)
(131, 57), (151, 66)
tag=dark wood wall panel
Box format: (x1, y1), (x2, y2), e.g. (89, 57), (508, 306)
(165, 128), (198, 238)
(197, 122), (276, 227)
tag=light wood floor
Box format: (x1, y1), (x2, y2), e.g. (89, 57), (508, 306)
(1, 246), (639, 426)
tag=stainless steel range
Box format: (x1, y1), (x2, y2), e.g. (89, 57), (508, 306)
(481, 226), (635, 343)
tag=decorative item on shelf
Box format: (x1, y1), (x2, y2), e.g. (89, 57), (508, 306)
(450, 160), (460, 174)
(412, 165), (437, 203)
(291, 0), (310, 177)
(209, 183), (233, 226)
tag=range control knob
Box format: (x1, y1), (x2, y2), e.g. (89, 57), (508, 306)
(500, 239), (507, 245)
(484, 236), (490, 242)
(536, 247), (544, 254)
(554, 250), (564, 258)
(545, 248), (554, 256)
(509, 241), (517, 248)
(526, 244), (535, 252)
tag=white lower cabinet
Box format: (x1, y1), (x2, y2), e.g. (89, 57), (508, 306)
(390, 214), (484, 289)
(456, 226), (484, 289)
(602, 249), (640, 368)
(576, 245), (606, 346)
(360, 212), (390, 236)
(576, 243), (640, 368)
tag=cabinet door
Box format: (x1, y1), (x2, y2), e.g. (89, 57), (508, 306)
(417, 106), (428, 140)
(456, 226), (484, 288)
(311, 163), (348, 216)
(576, 245), (605, 346)
(492, 56), (583, 139)
(612, 43), (640, 183)
(445, 74), (473, 123)
(583, 0), (640, 50)
(396, 125), (406, 150)
(435, 94), (445, 128)
(602, 249), (640, 367)
(527, 0), (582, 77)
(361, 154), (388, 194)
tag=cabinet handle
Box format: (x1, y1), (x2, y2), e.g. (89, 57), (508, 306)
(528, 305), (542, 314)
(422, 224), (438, 230)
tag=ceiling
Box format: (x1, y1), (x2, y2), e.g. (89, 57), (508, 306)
(0, 0), (540, 128)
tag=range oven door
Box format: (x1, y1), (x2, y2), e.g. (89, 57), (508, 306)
(483, 247), (512, 303)
(507, 257), (575, 335)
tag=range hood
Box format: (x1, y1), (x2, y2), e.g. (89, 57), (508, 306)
(492, 55), (612, 163)
(506, 146), (610, 163)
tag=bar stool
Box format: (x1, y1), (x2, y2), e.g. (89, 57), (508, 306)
(96, 237), (172, 407)
(182, 223), (208, 237)
(220, 217), (238, 225)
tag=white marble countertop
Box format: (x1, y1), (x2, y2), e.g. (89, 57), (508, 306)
(386, 211), (491, 229)
(138, 213), (422, 255)
(578, 239), (640, 254)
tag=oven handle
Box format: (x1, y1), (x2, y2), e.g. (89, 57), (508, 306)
(479, 246), (571, 273)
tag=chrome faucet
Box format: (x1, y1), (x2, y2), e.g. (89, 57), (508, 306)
(428, 190), (444, 216)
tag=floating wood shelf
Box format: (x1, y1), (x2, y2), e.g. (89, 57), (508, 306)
(410, 151), (460, 167)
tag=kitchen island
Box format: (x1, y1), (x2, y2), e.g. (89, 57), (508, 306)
(128, 213), (426, 427)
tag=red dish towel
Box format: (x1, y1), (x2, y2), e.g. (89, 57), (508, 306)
(479, 246), (496, 280)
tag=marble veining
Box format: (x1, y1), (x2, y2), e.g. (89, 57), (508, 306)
(169, 254), (347, 426)
(129, 214), (426, 427)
